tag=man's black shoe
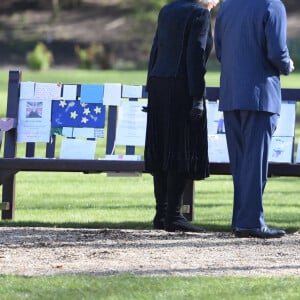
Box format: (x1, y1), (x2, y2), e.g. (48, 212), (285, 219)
(235, 226), (286, 239)
(165, 216), (204, 233)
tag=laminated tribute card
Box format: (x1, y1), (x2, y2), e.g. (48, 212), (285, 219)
(59, 138), (96, 159)
(115, 100), (147, 146)
(17, 99), (52, 143)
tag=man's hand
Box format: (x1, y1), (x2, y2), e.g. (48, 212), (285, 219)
(290, 58), (295, 73)
(189, 97), (204, 121)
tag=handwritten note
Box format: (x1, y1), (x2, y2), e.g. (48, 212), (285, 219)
(17, 122), (51, 143)
(115, 100), (147, 146)
(34, 82), (61, 100)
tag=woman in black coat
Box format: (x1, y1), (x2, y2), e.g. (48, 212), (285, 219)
(145, 0), (219, 232)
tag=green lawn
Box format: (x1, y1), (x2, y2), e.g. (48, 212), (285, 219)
(1, 275), (300, 300)
(1, 172), (299, 232)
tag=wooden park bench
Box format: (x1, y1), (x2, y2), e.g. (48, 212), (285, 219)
(1, 70), (300, 221)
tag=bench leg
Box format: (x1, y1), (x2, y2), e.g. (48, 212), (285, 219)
(2, 174), (15, 220)
(182, 180), (194, 221)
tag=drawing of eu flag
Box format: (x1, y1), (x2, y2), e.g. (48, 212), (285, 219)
(51, 100), (105, 128)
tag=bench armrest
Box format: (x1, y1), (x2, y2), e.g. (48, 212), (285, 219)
(0, 118), (16, 132)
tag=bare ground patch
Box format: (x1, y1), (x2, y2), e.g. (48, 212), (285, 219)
(0, 227), (299, 277)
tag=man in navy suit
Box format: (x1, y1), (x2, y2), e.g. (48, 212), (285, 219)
(214, 0), (295, 238)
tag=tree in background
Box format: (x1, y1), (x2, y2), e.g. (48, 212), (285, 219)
(128, 0), (171, 65)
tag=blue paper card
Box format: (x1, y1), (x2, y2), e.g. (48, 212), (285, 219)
(51, 100), (105, 128)
(80, 84), (104, 103)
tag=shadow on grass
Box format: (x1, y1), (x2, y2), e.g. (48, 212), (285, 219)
(0, 220), (229, 231)
(0, 221), (298, 234)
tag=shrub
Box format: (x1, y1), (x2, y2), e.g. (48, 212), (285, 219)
(26, 42), (54, 71)
(74, 43), (111, 69)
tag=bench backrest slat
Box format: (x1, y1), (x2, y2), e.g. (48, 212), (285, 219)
(26, 142), (35, 157)
(4, 70), (21, 158)
(106, 106), (118, 155)
(46, 135), (56, 158)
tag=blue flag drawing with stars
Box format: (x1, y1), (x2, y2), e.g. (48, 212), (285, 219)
(51, 100), (105, 128)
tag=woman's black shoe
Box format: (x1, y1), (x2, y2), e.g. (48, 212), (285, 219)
(165, 216), (204, 233)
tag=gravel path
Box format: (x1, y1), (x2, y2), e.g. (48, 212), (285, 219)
(0, 227), (299, 277)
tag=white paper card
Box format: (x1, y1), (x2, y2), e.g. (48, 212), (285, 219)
(63, 85), (77, 100)
(103, 83), (122, 106)
(104, 154), (142, 161)
(296, 139), (300, 163)
(20, 82), (35, 99)
(62, 127), (74, 137)
(60, 138), (96, 159)
(94, 128), (105, 138)
(72, 127), (95, 138)
(34, 82), (61, 100)
(207, 101), (226, 135)
(122, 85), (143, 98)
(269, 136), (293, 163)
(17, 121), (51, 143)
(208, 134), (229, 163)
(273, 102), (296, 137)
(61, 127), (105, 138)
(115, 101), (147, 146)
(73, 127), (104, 138)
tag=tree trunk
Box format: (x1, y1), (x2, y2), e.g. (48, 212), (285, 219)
(52, 0), (60, 20)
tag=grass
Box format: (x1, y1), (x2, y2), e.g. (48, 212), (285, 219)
(1, 172), (299, 232)
(0, 69), (300, 299)
(0, 275), (300, 300)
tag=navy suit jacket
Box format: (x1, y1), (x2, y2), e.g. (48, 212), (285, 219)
(214, 0), (291, 115)
(147, 0), (212, 98)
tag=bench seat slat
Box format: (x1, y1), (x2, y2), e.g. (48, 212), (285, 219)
(0, 158), (299, 176)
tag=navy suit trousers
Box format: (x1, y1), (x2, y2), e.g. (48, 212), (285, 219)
(223, 110), (278, 229)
